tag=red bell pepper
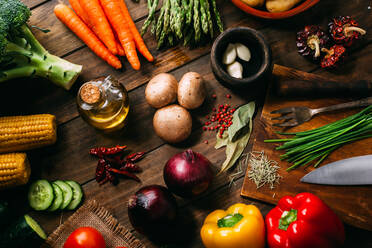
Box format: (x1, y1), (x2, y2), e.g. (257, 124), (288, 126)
(265, 192), (345, 248)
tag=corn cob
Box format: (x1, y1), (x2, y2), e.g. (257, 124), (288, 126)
(0, 153), (31, 190)
(0, 114), (57, 153)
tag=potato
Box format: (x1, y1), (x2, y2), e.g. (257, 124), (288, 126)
(241, 0), (264, 7)
(178, 72), (206, 109)
(153, 104), (192, 143)
(266, 0), (302, 13)
(145, 73), (178, 108)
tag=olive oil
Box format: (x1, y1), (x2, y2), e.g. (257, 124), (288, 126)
(77, 76), (129, 131)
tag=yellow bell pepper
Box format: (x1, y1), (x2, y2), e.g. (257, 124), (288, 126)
(200, 203), (265, 248)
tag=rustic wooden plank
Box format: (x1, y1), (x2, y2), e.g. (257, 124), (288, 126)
(27, 55), (250, 183)
(3, 0), (369, 126)
(30, 107), (257, 235)
(28, 0), (152, 57)
(23, 0), (48, 9)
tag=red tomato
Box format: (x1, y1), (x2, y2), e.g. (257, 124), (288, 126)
(64, 227), (106, 248)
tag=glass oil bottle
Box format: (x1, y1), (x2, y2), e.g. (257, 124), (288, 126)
(77, 75), (129, 131)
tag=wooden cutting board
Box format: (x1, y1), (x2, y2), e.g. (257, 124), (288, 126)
(241, 80), (372, 231)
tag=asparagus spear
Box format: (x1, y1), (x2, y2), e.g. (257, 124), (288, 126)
(184, 26), (194, 46)
(211, 0), (223, 33)
(141, 0), (159, 35)
(158, 0), (171, 48)
(193, 0), (201, 42)
(170, 0), (184, 39)
(168, 33), (175, 46)
(185, 0), (194, 25)
(204, 0), (214, 38)
(155, 1), (166, 38)
(199, 0), (209, 34)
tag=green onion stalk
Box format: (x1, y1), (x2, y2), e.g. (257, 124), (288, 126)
(265, 105), (372, 171)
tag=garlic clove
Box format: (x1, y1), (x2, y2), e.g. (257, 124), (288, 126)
(235, 43), (251, 62)
(227, 61), (243, 79)
(222, 43), (237, 65)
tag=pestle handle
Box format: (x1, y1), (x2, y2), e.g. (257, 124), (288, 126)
(272, 64), (372, 96)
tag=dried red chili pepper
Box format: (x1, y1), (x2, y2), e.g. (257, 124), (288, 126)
(121, 162), (142, 173)
(329, 16), (366, 47)
(296, 25), (329, 60)
(90, 145), (127, 158)
(107, 168), (141, 182)
(321, 45), (346, 68)
(125, 152), (145, 163)
(92, 145), (144, 185)
(104, 155), (124, 167)
(95, 159), (107, 183)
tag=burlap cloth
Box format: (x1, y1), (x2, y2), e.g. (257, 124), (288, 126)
(42, 199), (145, 248)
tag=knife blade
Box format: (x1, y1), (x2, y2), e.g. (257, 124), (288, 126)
(300, 155), (372, 185)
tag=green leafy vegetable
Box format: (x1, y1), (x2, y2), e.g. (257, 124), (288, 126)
(0, 0), (82, 90)
(215, 102), (255, 173)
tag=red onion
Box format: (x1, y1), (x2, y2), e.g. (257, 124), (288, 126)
(127, 185), (178, 240)
(163, 149), (213, 198)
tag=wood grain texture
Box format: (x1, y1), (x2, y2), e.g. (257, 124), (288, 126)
(29, 55), (249, 183)
(2, 0), (369, 126)
(2, 0), (372, 246)
(241, 82), (372, 230)
(23, 0), (48, 9)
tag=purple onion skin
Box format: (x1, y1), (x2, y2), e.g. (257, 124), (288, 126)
(164, 149), (214, 198)
(128, 185), (178, 240)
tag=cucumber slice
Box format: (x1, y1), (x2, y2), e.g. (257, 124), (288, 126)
(54, 180), (73, 210)
(0, 215), (46, 247)
(47, 183), (64, 212)
(65, 181), (83, 210)
(28, 180), (54, 211)
(24, 215), (47, 240)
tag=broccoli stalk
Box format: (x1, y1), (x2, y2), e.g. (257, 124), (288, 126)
(0, 0), (82, 90)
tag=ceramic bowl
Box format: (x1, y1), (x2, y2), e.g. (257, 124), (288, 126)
(210, 27), (272, 89)
(230, 0), (320, 19)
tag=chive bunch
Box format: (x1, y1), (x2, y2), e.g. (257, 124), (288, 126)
(265, 106), (372, 171)
(141, 0), (223, 49)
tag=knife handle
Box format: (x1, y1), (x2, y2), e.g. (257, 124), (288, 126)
(272, 64), (372, 97)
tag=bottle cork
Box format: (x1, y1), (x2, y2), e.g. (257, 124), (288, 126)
(80, 83), (101, 104)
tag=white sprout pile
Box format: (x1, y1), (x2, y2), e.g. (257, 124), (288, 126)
(248, 151), (281, 189)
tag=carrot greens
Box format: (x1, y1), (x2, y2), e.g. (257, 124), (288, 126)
(265, 105), (372, 171)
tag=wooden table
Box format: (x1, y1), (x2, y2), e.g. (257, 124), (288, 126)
(1, 0), (372, 247)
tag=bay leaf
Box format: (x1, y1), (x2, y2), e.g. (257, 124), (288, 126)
(228, 102), (255, 142)
(215, 131), (229, 149)
(220, 121), (252, 173)
(215, 102), (255, 173)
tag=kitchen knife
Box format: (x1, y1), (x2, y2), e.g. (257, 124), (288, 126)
(300, 155), (372, 185)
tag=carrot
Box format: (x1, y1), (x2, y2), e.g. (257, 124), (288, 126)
(100, 0), (140, 70)
(69, 0), (125, 57)
(79, 0), (118, 55)
(54, 4), (122, 69)
(115, 36), (126, 56)
(69, 0), (91, 27)
(118, 0), (154, 62)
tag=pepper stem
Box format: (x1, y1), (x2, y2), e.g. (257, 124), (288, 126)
(278, 209), (297, 231)
(308, 37), (320, 58)
(321, 47), (334, 59)
(217, 213), (243, 228)
(344, 26), (367, 37)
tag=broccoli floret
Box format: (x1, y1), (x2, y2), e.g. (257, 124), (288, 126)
(0, 0), (82, 90)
